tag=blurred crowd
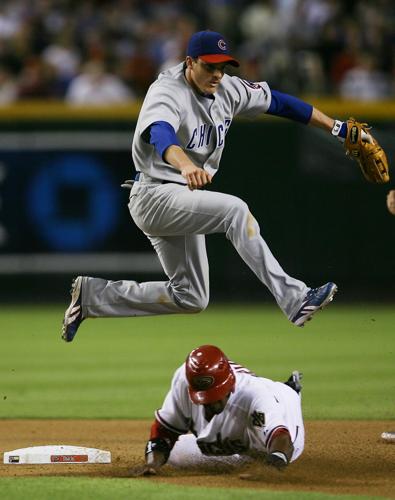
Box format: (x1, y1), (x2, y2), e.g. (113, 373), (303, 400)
(0, 0), (394, 105)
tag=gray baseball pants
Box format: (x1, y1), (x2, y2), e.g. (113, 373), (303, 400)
(81, 178), (308, 320)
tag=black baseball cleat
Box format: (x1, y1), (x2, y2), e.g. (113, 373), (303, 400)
(284, 371), (303, 394)
(61, 276), (84, 342)
(291, 282), (338, 327)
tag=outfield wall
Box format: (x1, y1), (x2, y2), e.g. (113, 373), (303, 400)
(0, 100), (394, 302)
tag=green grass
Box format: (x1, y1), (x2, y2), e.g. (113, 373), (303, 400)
(0, 477), (390, 500)
(0, 304), (393, 499)
(0, 304), (394, 419)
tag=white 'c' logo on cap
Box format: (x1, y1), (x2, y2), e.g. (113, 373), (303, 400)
(218, 39), (226, 51)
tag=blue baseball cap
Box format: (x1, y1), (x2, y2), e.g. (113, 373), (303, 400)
(187, 30), (239, 67)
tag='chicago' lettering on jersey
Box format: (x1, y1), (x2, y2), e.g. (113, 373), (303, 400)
(186, 119), (231, 150)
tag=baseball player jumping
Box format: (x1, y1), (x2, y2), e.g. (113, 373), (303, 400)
(62, 29), (347, 342)
(137, 344), (304, 474)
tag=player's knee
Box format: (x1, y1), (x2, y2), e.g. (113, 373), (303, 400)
(182, 295), (209, 313)
(231, 198), (249, 220)
(173, 290), (209, 313)
(225, 198), (250, 236)
(191, 294), (209, 313)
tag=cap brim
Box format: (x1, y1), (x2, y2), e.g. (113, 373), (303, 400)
(200, 54), (240, 67)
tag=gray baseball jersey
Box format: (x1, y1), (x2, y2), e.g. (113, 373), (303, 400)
(80, 63), (308, 322)
(156, 363), (304, 462)
(132, 62), (271, 181)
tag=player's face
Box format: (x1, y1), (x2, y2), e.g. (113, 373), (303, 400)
(186, 57), (226, 95)
(202, 394), (230, 421)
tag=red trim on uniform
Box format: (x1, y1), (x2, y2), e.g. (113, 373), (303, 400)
(266, 426), (290, 448)
(150, 419), (180, 448)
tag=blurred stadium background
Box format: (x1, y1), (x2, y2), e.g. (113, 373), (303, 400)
(0, 0), (394, 304)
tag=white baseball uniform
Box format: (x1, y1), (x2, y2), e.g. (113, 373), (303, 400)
(80, 62), (308, 320)
(156, 362), (304, 467)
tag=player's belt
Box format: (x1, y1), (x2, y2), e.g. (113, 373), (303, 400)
(133, 172), (186, 186)
(121, 172), (187, 189)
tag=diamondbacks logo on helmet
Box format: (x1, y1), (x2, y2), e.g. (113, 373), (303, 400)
(192, 375), (215, 390)
(186, 345), (236, 404)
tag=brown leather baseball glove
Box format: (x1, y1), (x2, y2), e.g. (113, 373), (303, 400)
(344, 117), (389, 184)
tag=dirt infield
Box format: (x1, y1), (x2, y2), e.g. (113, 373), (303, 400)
(0, 420), (394, 498)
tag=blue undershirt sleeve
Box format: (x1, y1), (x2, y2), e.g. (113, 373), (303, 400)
(146, 121), (180, 160)
(266, 90), (313, 124)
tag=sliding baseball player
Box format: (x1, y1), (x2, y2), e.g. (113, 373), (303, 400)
(138, 344), (304, 474)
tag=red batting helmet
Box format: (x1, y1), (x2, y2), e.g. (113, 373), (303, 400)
(185, 345), (236, 404)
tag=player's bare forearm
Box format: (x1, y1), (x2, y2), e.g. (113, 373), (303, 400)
(164, 144), (196, 170)
(269, 430), (294, 459)
(309, 107), (335, 132)
(164, 145), (212, 190)
(265, 429), (294, 469)
(141, 422), (178, 476)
